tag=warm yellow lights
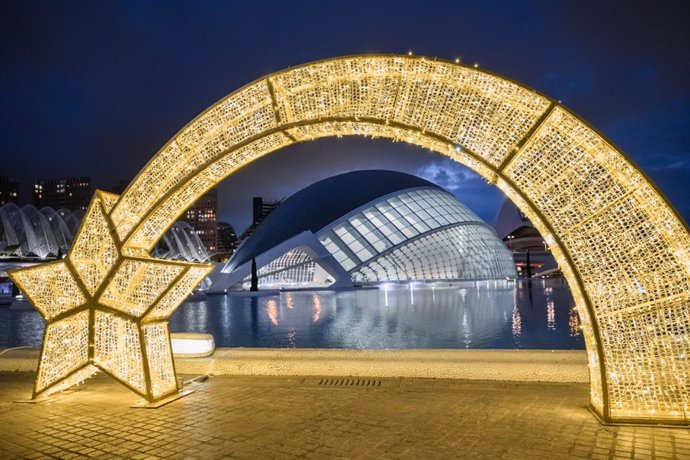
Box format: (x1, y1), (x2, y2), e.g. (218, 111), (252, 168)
(9, 191), (212, 401)
(9, 55), (689, 423)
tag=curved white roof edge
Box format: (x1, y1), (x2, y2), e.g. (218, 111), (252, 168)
(208, 230), (351, 293)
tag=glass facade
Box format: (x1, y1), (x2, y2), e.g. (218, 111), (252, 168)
(243, 247), (327, 289)
(248, 187), (515, 288)
(243, 247), (341, 289)
(317, 188), (484, 272)
(351, 224), (516, 284)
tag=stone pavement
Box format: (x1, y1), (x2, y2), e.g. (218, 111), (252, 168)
(0, 348), (590, 383)
(0, 372), (688, 459)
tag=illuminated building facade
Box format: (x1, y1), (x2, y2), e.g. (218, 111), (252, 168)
(0, 176), (19, 206)
(181, 189), (218, 253)
(33, 177), (91, 212)
(494, 199), (558, 277)
(212, 171), (516, 290)
(9, 55), (689, 422)
(216, 222), (239, 259)
(237, 197), (282, 243)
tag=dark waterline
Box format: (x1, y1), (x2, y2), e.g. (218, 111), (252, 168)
(0, 279), (584, 350)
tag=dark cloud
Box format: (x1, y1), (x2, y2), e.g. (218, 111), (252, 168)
(1, 0), (688, 232)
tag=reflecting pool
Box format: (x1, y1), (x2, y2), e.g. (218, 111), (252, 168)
(0, 279), (583, 350)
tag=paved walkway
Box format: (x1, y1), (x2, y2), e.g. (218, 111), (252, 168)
(0, 372), (688, 459)
(0, 348), (590, 383)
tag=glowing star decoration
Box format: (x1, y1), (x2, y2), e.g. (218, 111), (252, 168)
(9, 191), (213, 402)
(8, 55), (690, 424)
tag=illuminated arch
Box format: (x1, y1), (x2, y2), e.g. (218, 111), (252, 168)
(15, 55), (690, 423)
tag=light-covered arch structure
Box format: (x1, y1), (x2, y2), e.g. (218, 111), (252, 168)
(11, 55), (689, 423)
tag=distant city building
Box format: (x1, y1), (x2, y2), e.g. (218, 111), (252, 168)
(216, 222), (239, 259)
(0, 176), (19, 206)
(253, 196), (281, 225)
(210, 171), (515, 291)
(493, 199), (558, 277)
(33, 177), (91, 212)
(181, 189), (218, 253)
(237, 196), (282, 243)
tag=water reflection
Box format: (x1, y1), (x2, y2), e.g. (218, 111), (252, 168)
(325, 284), (514, 349)
(266, 299), (278, 326)
(0, 303), (45, 348)
(546, 287), (556, 331)
(312, 293), (321, 323)
(180, 300), (209, 331)
(511, 305), (522, 345)
(0, 279), (583, 350)
(569, 306), (581, 338)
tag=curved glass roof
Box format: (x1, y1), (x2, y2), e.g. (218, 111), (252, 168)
(318, 187), (483, 272)
(351, 223), (516, 283)
(225, 170), (516, 287)
(227, 170), (434, 270)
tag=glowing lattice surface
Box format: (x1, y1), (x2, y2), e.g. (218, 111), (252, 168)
(94, 311), (146, 393)
(9, 261), (85, 320)
(9, 191), (213, 401)
(37, 310), (90, 393)
(10, 55), (689, 422)
(68, 193), (119, 295)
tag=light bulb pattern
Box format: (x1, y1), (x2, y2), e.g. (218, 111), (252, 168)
(9, 191), (213, 402)
(10, 55), (690, 423)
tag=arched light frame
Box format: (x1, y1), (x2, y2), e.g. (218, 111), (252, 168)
(18, 55), (690, 422)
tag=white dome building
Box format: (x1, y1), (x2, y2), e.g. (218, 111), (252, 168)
(0, 203), (209, 263)
(211, 170), (516, 291)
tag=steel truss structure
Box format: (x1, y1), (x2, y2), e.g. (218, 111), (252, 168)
(10, 55), (689, 423)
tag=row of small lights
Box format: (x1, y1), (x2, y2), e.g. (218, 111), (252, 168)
(407, 50), (478, 68)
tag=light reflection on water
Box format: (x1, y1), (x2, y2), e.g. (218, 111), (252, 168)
(168, 278), (582, 349)
(0, 307), (44, 348)
(0, 279), (583, 349)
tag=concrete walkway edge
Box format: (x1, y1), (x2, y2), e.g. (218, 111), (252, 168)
(0, 347), (589, 382)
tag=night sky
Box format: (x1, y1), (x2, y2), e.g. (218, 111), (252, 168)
(2, 1), (689, 232)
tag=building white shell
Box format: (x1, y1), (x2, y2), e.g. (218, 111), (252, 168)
(0, 203), (208, 263)
(0, 204), (82, 258)
(212, 171), (515, 291)
(151, 221), (210, 263)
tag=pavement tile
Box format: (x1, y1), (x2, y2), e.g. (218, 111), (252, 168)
(0, 372), (688, 459)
